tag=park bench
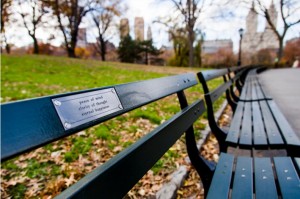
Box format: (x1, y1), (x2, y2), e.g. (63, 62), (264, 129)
(236, 67), (272, 102)
(197, 67), (300, 155)
(2, 69), (300, 198)
(1, 73), (211, 198)
(195, 67), (300, 198)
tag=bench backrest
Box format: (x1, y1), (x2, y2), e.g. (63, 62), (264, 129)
(197, 67), (247, 151)
(1, 73), (207, 198)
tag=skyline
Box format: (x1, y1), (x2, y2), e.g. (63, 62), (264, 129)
(4, 0), (300, 53)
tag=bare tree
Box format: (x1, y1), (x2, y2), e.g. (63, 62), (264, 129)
(46, 0), (96, 58)
(166, 0), (207, 67)
(91, 0), (124, 61)
(254, 0), (300, 62)
(17, 0), (48, 54)
(1, 0), (12, 53)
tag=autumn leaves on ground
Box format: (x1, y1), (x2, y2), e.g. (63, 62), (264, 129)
(1, 55), (223, 198)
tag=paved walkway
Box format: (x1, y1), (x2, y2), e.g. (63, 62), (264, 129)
(259, 68), (300, 137)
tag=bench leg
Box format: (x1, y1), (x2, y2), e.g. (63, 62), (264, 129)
(185, 126), (216, 196)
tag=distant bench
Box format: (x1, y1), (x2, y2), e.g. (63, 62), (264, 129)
(197, 67), (300, 155)
(197, 67), (300, 198)
(1, 73), (208, 198)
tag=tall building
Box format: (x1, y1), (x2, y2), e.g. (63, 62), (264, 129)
(242, 1), (278, 53)
(120, 18), (129, 38)
(134, 17), (144, 41)
(202, 39), (233, 54)
(147, 26), (152, 41)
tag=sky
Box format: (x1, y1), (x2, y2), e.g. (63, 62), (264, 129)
(121, 0), (300, 52)
(5, 0), (300, 53)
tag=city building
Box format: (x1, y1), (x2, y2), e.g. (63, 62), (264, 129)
(147, 26), (152, 41)
(120, 18), (129, 38)
(202, 39), (233, 54)
(242, 1), (279, 53)
(134, 17), (144, 41)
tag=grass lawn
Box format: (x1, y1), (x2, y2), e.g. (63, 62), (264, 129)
(1, 54), (224, 198)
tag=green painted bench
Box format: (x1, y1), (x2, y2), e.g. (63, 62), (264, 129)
(1, 73), (208, 198)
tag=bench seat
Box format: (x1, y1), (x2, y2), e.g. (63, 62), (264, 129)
(197, 67), (300, 155)
(226, 99), (300, 152)
(239, 69), (272, 101)
(207, 153), (300, 199)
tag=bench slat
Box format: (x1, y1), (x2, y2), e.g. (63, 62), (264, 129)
(251, 80), (258, 100)
(239, 102), (252, 146)
(274, 157), (300, 199)
(252, 101), (268, 146)
(226, 102), (244, 144)
(206, 153), (234, 199)
(256, 82), (266, 100)
(208, 80), (232, 103)
(245, 78), (252, 100)
(231, 156), (253, 199)
(268, 100), (300, 147)
(260, 101), (284, 145)
(1, 73), (197, 161)
(198, 68), (229, 81)
(295, 158), (300, 172)
(56, 99), (206, 198)
(239, 79), (248, 100)
(254, 158), (278, 199)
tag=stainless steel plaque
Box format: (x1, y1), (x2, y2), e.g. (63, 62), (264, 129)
(52, 88), (123, 130)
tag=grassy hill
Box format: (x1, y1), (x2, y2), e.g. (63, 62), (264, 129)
(1, 55), (222, 198)
(1, 54), (199, 102)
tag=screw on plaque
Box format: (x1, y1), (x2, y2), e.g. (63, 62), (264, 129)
(64, 122), (71, 129)
(53, 100), (61, 106)
(118, 104), (123, 109)
(111, 89), (115, 94)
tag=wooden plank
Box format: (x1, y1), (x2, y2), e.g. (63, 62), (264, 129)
(254, 157), (278, 199)
(206, 153), (234, 199)
(254, 76), (272, 100)
(268, 100), (300, 147)
(239, 102), (252, 146)
(239, 80), (248, 100)
(295, 158), (300, 171)
(256, 83), (266, 100)
(251, 79), (258, 100)
(260, 101), (284, 145)
(209, 81), (232, 103)
(252, 101), (268, 146)
(245, 79), (252, 100)
(274, 157), (300, 199)
(198, 68), (228, 82)
(226, 102), (244, 144)
(231, 156), (253, 199)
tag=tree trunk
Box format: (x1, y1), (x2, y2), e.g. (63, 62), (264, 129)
(100, 35), (106, 61)
(32, 37), (39, 54)
(5, 43), (10, 54)
(67, 47), (76, 58)
(277, 37), (284, 63)
(188, 28), (194, 67)
(3, 34), (10, 54)
(198, 46), (202, 67)
(145, 51), (148, 65)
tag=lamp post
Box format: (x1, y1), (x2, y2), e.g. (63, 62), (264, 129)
(237, 28), (244, 66)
